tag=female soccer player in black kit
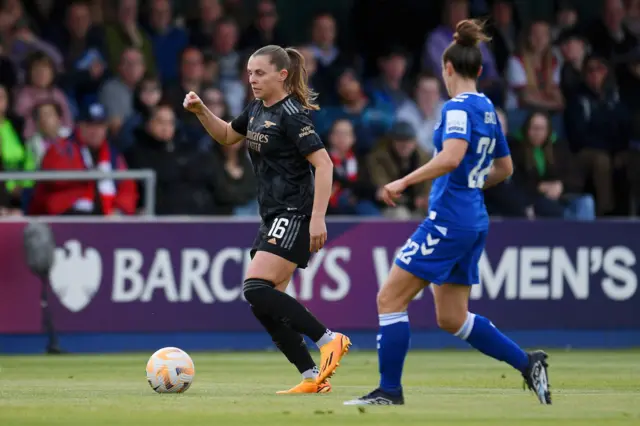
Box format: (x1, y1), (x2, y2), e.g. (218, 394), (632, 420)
(183, 45), (351, 394)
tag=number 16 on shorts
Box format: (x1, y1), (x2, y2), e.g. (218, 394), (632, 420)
(266, 215), (305, 251)
(268, 217), (290, 239)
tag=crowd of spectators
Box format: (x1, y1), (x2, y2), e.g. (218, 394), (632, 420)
(0, 0), (638, 220)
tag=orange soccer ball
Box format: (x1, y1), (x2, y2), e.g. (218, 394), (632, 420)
(146, 347), (195, 394)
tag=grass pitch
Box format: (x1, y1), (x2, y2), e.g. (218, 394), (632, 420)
(0, 350), (639, 426)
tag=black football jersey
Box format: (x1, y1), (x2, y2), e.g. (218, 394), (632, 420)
(230, 96), (325, 221)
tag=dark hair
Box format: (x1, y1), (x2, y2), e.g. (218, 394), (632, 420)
(0, 82), (10, 102)
(414, 70), (439, 87)
(32, 100), (62, 121)
(216, 16), (238, 31)
(327, 118), (354, 150)
(133, 75), (161, 115)
(180, 45), (203, 62)
(583, 54), (611, 77)
(312, 11), (335, 23)
(202, 86), (231, 121)
(25, 51), (57, 87)
(145, 101), (174, 124)
(116, 0), (135, 10)
(0, 83), (8, 117)
(329, 118), (353, 135)
(120, 46), (143, 66)
(252, 45), (319, 111)
(411, 71), (440, 99)
(442, 19), (491, 80)
(583, 54), (615, 92)
(66, 0), (91, 13)
(522, 110), (554, 169)
(147, 0), (172, 14)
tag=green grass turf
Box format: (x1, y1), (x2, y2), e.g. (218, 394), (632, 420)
(0, 350), (639, 425)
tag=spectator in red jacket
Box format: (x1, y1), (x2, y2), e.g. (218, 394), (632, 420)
(29, 102), (137, 216)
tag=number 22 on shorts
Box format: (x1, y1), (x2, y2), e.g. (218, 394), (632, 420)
(396, 232), (442, 265)
(397, 239), (420, 265)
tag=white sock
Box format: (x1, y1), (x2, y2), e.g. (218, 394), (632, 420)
(453, 312), (477, 340)
(302, 366), (319, 380)
(379, 312), (409, 326)
(315, 329), (336, 347)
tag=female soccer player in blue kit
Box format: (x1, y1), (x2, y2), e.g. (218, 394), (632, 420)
(344, 19), (551, 406)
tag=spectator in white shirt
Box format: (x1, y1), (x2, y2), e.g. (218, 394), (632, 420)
(395, 72), (445, 154)
(505, 20), (564, 112)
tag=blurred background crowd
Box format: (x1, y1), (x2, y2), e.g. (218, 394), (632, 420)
(0, 0), (638, 220)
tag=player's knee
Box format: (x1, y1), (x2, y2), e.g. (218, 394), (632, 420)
(436, 311), (466, 334)
(243, 278), (275, 306)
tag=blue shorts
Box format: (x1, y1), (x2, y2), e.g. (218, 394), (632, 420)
(394, 221), (487, 285)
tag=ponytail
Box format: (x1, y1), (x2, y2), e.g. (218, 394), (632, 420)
(284, 47), (320, 111)
(453, 19), (491, 47)
(442, 19), (490, 79)
(251, 45), (320, 110)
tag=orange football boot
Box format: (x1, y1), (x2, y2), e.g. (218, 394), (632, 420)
(276, 378), (331, 394)
(317, 333), (352, 384)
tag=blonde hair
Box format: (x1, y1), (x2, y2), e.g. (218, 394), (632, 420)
(521, 22), (555, 92)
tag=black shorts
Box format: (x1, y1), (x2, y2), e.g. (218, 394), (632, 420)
(250, 212), (311, 268)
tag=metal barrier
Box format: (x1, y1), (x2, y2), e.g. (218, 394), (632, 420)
(0, 170), (157, 216)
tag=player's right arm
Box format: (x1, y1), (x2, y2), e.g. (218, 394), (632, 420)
(400, 106), (472, 184)
(183, 91), (245, 145)
(381, 106), (470, 206)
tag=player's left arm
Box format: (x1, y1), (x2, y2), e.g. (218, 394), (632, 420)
(285, 111), (332, 252)
(306, 149), (333, 217)
(482, 122), (514, 189)
(482, 156), (513, 188)
(402, 108), (471, 187)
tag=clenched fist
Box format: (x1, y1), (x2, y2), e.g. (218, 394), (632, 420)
(183, 91), (204, 114)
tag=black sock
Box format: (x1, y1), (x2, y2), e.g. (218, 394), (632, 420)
(243, 278), (327, 342)
(250, 305), (316, 374)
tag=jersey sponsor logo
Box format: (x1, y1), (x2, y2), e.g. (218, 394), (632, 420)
(445, 109), (468, 134)
(246, 130), (269, 143)
(298, 125), (316, 138)
(246, 130), (269, 152)
(264, 120), (277, 128)
(248, 141), (262, 152)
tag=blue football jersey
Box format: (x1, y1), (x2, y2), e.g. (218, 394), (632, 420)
(429, 92), (510, 231)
